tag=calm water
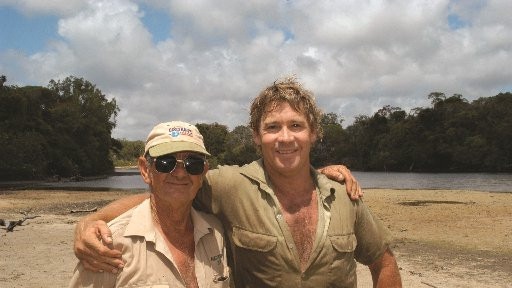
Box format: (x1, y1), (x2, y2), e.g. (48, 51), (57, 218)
(352, 171), (512, 192)
(39, 169), (512, 193)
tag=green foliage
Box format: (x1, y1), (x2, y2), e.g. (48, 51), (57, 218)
(196, 122), (230, 168)
(1, 75), (510, 178)
(195, 122), (259, 168)
(112, 139), (145, 167)
(221, 125), (259, 166)
(311, 112), (345, 167)
(0, 76), (119, 180)
(336, 92), (512, 172)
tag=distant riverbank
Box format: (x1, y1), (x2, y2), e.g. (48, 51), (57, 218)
(4, 170), (512, 193)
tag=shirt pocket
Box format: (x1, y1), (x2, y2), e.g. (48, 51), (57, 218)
(330, 234), (357, 253)
(232, 226), (277, 252)
(231, 226), (281, 285)
(328, 234), (358, 285)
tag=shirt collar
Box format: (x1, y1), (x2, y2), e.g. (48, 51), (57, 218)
(124, 198), (214, 244)
(239, 158), (340, 200)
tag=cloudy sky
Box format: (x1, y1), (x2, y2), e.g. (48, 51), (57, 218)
(1, 0), (511, 140)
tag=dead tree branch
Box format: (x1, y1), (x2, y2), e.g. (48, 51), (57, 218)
(70, 207), (98, 213)
(0, 213), (41, 232)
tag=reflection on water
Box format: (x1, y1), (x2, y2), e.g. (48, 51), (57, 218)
(40, 168), (147, 190)
(41, 169), (512, 193)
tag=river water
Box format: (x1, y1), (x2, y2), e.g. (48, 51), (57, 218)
(37, 169), (512, 193)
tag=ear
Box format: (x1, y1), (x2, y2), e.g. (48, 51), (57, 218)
(138, 156), (152, 184)
(203, 161), (210, 175)
(252, 130), (262, 146)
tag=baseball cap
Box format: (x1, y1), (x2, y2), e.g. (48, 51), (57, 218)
(144, 121), (210, 157)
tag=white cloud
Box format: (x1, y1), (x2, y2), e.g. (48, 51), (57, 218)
(0, 0), (87, 16)
(1, 0), (511, 140)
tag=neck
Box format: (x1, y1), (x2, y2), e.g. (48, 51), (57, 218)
(266, 166), (315, 198)
(150, 196), (193, 232)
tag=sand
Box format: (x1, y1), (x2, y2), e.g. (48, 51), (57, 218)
(1, 188), (511, 288)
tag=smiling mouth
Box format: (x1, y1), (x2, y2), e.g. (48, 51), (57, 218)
(166, 181), (189, 186)
(276, 147), (297, 155)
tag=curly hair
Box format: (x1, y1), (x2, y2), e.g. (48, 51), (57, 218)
(249, 76), (324, 138)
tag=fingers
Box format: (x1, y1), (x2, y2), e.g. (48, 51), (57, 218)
(349, 179), (363, 200)
(82, 258), (121, 274)
(84, 232), (122, 259)
(318, 164), (364, 200)
(318, 165), (346, 183)
(74, 220), (124, 273)
(97, 224), (114, 245)
(339, 165), (364, 200)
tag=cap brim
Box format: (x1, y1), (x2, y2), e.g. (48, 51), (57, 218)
(148, 142), (210, 157)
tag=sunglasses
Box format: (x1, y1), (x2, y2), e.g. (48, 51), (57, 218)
(152, 154), (206, 175)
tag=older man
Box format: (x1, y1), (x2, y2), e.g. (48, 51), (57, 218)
(74, 78), (400, 287)
(69, 121), (229, 287)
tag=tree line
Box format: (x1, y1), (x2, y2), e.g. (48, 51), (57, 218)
(1, 75), (511, 181)
(314, 92), (512, 172)
(118, 92), (512, 173)
(0, 76), (119, 180)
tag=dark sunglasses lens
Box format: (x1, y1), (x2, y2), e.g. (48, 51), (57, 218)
(155, 157), (176, 173)
(184, 157), (205, 175)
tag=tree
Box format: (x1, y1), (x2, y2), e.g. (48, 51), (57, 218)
(196, 123), (229, 168)
(0, 75), (6, 87)
(428, 92), (446, 106)
(222, 125), (258, 166)
(0, 86), (56, 180)
(111, 139), (145, 167)
(47, 76), (119, 176)
(311, 112), (345, 167)
(0, 76), (119, 180)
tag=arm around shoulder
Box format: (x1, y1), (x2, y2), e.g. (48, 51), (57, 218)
(95, 192), (151, 222)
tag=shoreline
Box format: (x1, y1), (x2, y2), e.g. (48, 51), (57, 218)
(1, 189), (511, 287)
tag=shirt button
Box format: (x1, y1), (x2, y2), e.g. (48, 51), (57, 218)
(276, 214), (282, 220)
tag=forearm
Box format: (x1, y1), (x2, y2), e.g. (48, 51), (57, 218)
(368, 248), (402, 288)
(84, 192), (150, 223)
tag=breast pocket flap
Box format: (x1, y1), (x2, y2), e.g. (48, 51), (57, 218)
(329, 234), (357, 253)
(232, 226), (277, 252)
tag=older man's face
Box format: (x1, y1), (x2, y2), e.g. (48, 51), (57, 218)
(145, 152), (206, 206)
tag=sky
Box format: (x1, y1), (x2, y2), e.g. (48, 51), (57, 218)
(1, 0), (511, 141)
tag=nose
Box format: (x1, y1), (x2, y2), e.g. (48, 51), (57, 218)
(170, 159), (187, 176)
(278, 127), (293, 142)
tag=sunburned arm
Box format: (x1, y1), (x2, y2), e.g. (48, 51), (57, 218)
(73, 193), (150, 273)
(368, 248), (402, 288)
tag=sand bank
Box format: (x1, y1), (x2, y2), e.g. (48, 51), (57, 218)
(1, 189), (511, 287)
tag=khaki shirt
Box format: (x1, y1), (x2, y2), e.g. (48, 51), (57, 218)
(196, 159), (391, 288)
(69, 199), (230, 288)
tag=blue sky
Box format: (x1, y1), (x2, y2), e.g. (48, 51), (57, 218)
(137, 3), (170, 43)
(1, 0), (511, 140)
(0, 4), (170, 53)
(0, 7), (60, 54)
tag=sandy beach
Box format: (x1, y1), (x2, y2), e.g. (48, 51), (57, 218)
(1, 188), (511, 288)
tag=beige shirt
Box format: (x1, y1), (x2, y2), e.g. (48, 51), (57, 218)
(196, 160), (391, 287)
(69, 199), (230, 288)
